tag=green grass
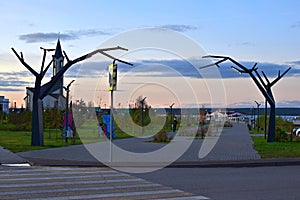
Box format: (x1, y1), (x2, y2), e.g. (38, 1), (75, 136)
(252, 136), (300, 158)
(0, 129), (83, 153)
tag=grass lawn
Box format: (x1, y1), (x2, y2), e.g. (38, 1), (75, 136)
(252, 136), (300, 158)
(0, 129), (84, 153)
(0, 120), (133, 153)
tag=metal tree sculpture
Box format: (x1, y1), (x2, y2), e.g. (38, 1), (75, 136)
(12, 45), (128, 146)
(202, 55), (291, 142)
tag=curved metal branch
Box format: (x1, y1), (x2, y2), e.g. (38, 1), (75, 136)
(11, 48), (39, 77)
(270, 67), (291, 87)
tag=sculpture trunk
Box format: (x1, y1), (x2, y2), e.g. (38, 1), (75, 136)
(31, 83), (44, 146)
(267, 103), (276, 142)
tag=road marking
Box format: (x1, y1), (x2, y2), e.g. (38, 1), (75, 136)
(0, 166), (210, 199)
(1, 173), (129, 181)
(19, 189), (184, 200)
(0, 183), (161, 196)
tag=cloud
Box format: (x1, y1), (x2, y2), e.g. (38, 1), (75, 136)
(158, 24), (198, 32)
(277, 100), (300, 107)
(0, 87), (24, 92)
(19, 29), (114, 43)
(62, 59), (300, 80)
(208, 60), (300, 79)
(228, 42), (255, 47)
(288, 61), (300, 67)
(0, 71), (33, 89)
(291, 21), (300, 28)
(19, 32), (76, 43)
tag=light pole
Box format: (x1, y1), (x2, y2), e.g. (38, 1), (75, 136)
(108, 58), (133, 162)
(255, 101), (261, 133)
(170, 103), (175, 131)
(252, 107), (256, 129)
(140, 97), (147, 135)
(264, 99), (267, 139)
(63, 80), (75, 142)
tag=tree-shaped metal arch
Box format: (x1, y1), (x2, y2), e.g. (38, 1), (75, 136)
(201, 55), (291, 142)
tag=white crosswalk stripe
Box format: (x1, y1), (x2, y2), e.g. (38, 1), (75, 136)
(0, 166), (209, 199)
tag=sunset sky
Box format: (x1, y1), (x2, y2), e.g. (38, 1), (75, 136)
(0, 0), (300, 108)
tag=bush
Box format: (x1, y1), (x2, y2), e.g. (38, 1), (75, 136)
(275, 127), (289, 142)
(196, 126), (208, 139)
(152, 130), (172, 143)
(247, 124), (252, 131)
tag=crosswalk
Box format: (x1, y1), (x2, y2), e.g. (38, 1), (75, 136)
(0, 166), (209, 199)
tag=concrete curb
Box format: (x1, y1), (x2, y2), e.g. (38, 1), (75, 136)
(21, 156), (300, 168)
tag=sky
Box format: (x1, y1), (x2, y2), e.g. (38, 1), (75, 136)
(0, 0), (300, 108)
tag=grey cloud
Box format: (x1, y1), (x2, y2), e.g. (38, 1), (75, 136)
(158, 24), (198, 32)
(62, 59), (300, 79)
(19, 29), (114, 43)
(0, 80), (31, 87)
(19, 32), (77, 43)
(291, 21), (300, 28)
(277, 100), (300, 107)
(0, 87), (24, 92)
(0, 70), (32, 77)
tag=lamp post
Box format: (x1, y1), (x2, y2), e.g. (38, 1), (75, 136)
(107, 58), (133, 162)
(252, 107), (256, 129)
(255, 101), (261, 133)
(170, 103), (175, 131)
(63, 80), (75, 142)
(140, 97), (147, 135)
(264, 99), (267, 139)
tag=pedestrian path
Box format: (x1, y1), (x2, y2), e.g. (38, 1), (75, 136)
(0, 146), (28, 165)
(0, 166), (209, 200)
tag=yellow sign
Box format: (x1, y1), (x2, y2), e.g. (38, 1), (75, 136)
(108, 63), (117, 91)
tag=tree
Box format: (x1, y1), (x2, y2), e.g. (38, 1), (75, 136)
(12, 44), (128, 146)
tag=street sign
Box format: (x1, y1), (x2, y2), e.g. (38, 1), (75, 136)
(108, 63), (117, 91)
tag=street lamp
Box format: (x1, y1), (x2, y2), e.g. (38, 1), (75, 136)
(63, 80), (75, 142)
(107, 58), (133, 162)
(140, 97), (147, 135)
(255, 101), (261, 133)
(170, 103), (175, 131)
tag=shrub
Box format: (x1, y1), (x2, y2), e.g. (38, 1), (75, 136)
(275, 127), (289, 142)
(196, 126), (208, 139)
(247, 124), (252, 131)
(152, 130), (172, 143)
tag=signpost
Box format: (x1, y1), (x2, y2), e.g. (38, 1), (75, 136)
(107, 59), (133, 162)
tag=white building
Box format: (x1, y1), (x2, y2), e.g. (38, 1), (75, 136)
(0, 96), (9, 113)
(24, 39), (66, 111)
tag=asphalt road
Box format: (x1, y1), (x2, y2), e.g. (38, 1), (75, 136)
(0, 166), (208, 200)
(133, 166), (300, 200)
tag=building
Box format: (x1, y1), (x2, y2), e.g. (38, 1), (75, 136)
(24, 39), (66, 111)
(0, 96), (9, 114)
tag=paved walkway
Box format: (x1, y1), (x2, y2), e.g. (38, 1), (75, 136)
(10, 122), (261, 166)
(0, 147), (28, 165)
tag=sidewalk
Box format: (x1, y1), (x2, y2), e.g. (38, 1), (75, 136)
(0, 146), (28, 165)
(4, 122), (300, 167)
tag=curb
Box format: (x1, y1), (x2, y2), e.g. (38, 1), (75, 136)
(21, 156), (300, 168)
